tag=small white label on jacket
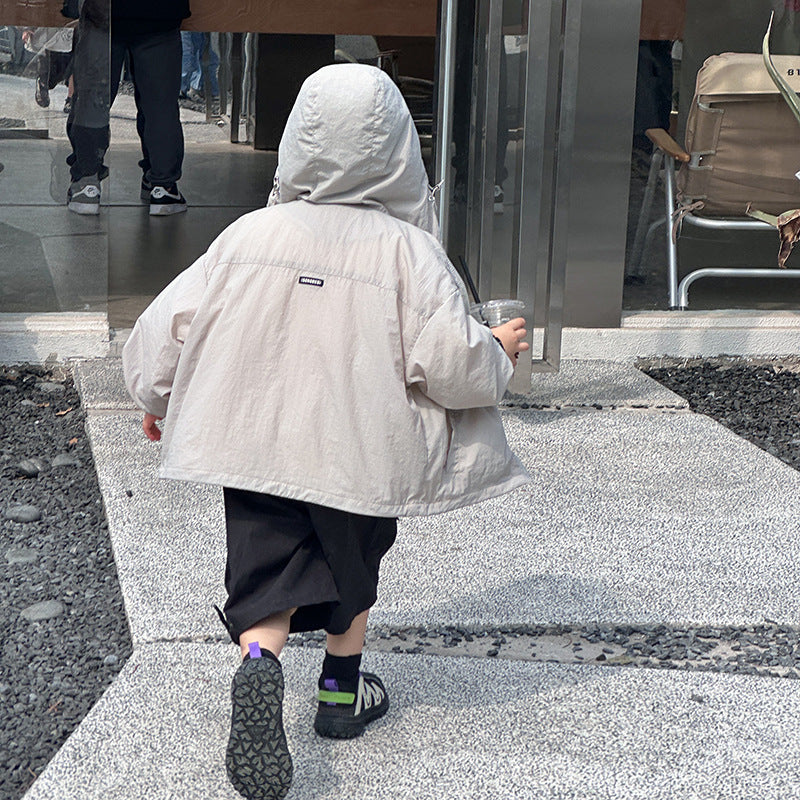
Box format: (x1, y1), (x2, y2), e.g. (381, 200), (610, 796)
(299, 276), (324, 287)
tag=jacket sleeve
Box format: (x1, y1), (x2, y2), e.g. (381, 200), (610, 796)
(405, 290), (514, 409)
(121, 255), (209, 418)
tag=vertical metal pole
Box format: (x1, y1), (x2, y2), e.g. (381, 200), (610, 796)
(541, 0), (581, 371)
(510, 0), (554, 391)
(435, 0), (459, 244)
(201, 33), (213, 121)
(218, 33), (230, 118)
(664, 157), (680, 309)
(230, 33), (243, 144)
(466, 0), (489, 278)
(476, 0), (504, 302)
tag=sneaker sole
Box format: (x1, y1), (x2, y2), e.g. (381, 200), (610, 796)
(226, 658), (292, 800)
(149, 203), (187, 216)
(67, 201), (100, 216)
(314, 694), (389, 740)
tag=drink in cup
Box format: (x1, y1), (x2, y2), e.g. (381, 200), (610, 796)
(469, 299), (525, 327)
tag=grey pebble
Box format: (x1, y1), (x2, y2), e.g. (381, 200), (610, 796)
(20, 600), (64, 622)
(16, 458), (47, 477)
(4, 504), (42, 523)
(1, 385), (18, 393)
(20, 399), (37, 407)
(36, 382), (66, 393)
(5, 547), (38, 565)
(103, 654), (118, 666)
(52, 454), (80, 468)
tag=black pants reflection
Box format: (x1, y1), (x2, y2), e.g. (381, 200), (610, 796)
(36, 50), (72, 91)
(67, 16), (183, 186)
(633, 40), (673, 150)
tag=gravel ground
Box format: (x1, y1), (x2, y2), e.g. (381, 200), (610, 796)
(640, 357), (800, 472)
(0, 366), (132, 800)
(2, 358), (799, 800)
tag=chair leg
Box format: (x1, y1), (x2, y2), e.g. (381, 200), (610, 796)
(628, 149), (663, 278)
(663, 157), (681, 309)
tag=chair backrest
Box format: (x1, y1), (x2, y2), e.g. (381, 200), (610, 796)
(677, 0), (800, 142)
(677, 52), (800, 216)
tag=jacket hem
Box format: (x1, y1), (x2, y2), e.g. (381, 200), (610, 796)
(158, 466), (531, 518)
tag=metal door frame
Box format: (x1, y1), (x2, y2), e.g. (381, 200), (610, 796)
(435, 0), (582, 385)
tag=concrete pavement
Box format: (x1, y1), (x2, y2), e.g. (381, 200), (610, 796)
(23, 358), (800, 799)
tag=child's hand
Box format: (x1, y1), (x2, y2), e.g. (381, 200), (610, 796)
(490, 318), (530, 366)
(142, 413), (163, 441)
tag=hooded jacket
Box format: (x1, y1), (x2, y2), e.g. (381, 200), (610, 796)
(122, 64), (530, 517)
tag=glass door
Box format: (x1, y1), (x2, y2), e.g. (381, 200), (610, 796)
(436, 0), (582, 390)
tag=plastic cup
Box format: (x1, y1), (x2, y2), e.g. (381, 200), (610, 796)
(469, 299), (525, 327)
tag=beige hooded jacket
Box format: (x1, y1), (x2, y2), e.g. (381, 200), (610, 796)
(122, 64), (530, 517)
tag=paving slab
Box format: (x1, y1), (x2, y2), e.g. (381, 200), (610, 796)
(85, 400), (800, 645)
(84, 411), (226, 645)
(73, 358), (136, 410)
(380, 409), (800, 629)
(24, 643), (800, 800)
(504, 360), (688, 408)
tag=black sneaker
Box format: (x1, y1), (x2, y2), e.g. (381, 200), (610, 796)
(314, 672), (389, 739)
(226, 651), (293, 800)
(67, 175), (101, 215)
(35, 78), (50, 108)
(63, 95), (72, 114)
(148, 183), (187, 216)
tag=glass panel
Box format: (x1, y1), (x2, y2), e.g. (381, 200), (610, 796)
(624, 0), (800, 310)
(0, 8), (108, 314)
(442, 0), (577, 376)
(106, 30), (277, 328)
(484, 3), (525, 301)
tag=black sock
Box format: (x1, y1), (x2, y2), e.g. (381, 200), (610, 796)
(320, 651), (362, 689)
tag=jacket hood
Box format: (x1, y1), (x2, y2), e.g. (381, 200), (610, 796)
(268, 64), (439, 237)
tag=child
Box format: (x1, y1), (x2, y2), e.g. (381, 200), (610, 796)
(122, 63), (530, 800)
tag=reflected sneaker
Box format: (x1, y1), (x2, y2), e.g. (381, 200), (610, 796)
(226, 648), (293, 800)
(35, 78), (50, 108)
(148, 180), (186, 217)
(494, 184), (504, 214)
(314, 672), (389, 739)
(67, 175), (101, 215)
(148, 183), (187, 215)
(62, 95), (72, 114)
(140, 176), (152, 201)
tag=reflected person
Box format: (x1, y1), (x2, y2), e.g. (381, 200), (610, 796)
(180, 31), (219, 101)
(66, 0), (191, 216)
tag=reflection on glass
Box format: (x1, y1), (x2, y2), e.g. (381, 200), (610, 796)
(1, 13), (437, 324)
(624, 0), (800, 311)
(446, 0), (527, 301)
(0, 5), (271, 318)
(0, 5), (107, 314)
